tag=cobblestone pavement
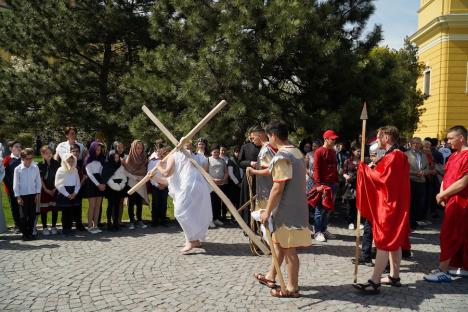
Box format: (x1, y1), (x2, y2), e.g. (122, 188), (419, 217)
(0, 215), (467, 312)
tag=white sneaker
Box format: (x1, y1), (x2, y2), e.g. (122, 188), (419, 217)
(129, 223), (135, 230)
(449, 268), (468, 277)
(209, 221), (216, 229)
(324, 230), (336, 239)
(94, 227), (102, 233)
(50, 227), (58, 235)
(348, 223), (355, 230)
(32, 228), (37, 236)
(359, 224), (364, 230)
(87, 228), (95, 234)
(137, 221), (147, 229)
(423, 269), (453, 283)
(314, 232), (327, 242)
(213, 219), (224, 226)
(42, 228), (50, 236)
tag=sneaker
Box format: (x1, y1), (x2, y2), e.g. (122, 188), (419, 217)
(50, 227), (58, 235)
(314, 232), (326, 242)
(348, 223), (355, 230)
(129, 223), (135, 230)
(323, 230), (336, 239)
(32, 228), (37, 236)
(359, 224), (364, 230)
(94, 227), (102, 233)
(137, 221), (147, 229)
(213, 219), (224, 226)
(209, 221), (216, 229)
(449, 268), (468, 277)
(13, 227), (21, 234)
(423, 269), (453, 283)
(87, 228), (95, 234)
(42, 228), (50, 236)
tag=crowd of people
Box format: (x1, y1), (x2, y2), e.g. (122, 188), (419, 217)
(0, 122), (466, 298)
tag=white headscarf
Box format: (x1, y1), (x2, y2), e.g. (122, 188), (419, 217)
(55, 153), (78, 189)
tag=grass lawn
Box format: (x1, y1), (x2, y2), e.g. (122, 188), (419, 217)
(1, 185), (175, 227)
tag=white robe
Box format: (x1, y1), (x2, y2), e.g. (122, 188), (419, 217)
(168, 151), (212, 242)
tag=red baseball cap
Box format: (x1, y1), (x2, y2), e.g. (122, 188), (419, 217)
(323, 130), (339, 140)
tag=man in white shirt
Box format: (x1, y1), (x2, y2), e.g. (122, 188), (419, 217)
(13, 148), (41, 240)
(55, 126), (86, 161)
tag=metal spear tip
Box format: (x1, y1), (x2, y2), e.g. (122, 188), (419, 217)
(360, 102), (368, 120)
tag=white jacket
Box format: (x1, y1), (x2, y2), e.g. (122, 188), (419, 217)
(107, 166), (128, 192)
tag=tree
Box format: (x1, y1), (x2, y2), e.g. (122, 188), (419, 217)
(122, 0), (394, 145)
(0, 0), (156, 143)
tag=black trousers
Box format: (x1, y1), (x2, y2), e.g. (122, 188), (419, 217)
(107, 190), (123, 226)
(41, 210), (58, 228)
(361, 219), (373, 261)
(18, 194), (36, 238)
(128, 192), (143, 223)
(410, 181), (427, 225)
(8, 191), (21, 228)
(211, 184), (228, 221)
(73, 202), (84, 228)
(151, 186), (168, 224)
(61, 207), (74, 232)
(345, 198), (357, 225)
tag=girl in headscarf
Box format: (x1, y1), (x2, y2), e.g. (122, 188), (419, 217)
(55, 153), (81, 235)
(102, 151), (127, 231)
(82, 141), (106, 234)
(123, 140), (149, 229)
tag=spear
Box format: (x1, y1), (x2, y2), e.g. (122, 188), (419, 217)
(354, 102), (368, 284)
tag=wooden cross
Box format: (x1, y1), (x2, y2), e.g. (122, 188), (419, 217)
(128, 100), (270, 255)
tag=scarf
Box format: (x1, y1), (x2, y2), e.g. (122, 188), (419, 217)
(55, 153), (78, 189)
(102, 151), (122, 183)
(123, 140), (147, 176)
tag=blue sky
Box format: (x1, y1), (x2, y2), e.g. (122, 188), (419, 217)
(365, 0), (420, 49)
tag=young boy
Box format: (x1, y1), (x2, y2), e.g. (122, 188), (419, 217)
(13, 148), (41, 240)
(254, 121), (312, 297)
(208, 144), (228, 227)
(3, 140), (22, 233)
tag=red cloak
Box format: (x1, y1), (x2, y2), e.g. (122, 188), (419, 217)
(439, 150), (468, 269)
(356, 149), (410, 251)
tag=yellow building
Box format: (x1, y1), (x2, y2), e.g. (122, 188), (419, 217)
(410, 0), (468, 139)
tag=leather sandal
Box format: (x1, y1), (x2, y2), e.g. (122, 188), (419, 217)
(253, 273), (276, 289)
(270, 288), (301, 298)
(381, 275), (401, 287)
(352, 279), (381, 295)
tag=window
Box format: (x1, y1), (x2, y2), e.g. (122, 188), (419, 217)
(424, 68), (431, 96)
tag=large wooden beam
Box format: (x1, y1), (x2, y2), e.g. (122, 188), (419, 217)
(141, 103), (270, 255)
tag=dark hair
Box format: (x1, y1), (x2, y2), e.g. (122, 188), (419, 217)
(70, 143), (80, 152)
(8, 140), (20, 148)
(447, 125), (467, 140)
(377, 126), (399, 144)
(20, 148), (34, 159)
(210, 143), (220, 152)
(64, 126), (78, 135)
(233, 146), (240, 153)
(265, 121), (288, 141)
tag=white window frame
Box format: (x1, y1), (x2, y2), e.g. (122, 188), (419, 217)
(423, 68), (431, 96)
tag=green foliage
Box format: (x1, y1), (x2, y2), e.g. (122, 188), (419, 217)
(0, 0), (156, 143)
(0, 0), (425, 147)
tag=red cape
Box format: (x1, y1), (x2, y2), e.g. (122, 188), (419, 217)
(439, 149), (468, 268)
(307, 185), (334, 210)
(356, 149), (410, 251)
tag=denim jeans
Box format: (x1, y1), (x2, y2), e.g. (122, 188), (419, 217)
(314, 182), (338, 234)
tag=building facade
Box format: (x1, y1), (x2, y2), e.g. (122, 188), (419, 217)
(410, 0), (468, 139)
